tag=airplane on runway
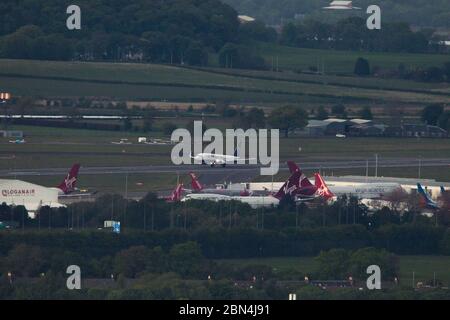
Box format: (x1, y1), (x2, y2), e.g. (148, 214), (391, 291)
(188, 172), (251, 196)
(191, 148), (255, 168)
(182, 169), (303, 208)
(9, 138), (25, 144)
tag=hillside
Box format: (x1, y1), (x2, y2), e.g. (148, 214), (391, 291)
(0, 57), (449, 107)
(224, 0), (450, 28)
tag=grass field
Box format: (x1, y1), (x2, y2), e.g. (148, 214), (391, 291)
(255, 42), (450, 75)
(218, 256), (450, 286)
(0, 58), (448, 105)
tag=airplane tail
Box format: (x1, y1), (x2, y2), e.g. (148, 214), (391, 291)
(167, 183), (184, 202)
(287, 161), (299, 174)
(417, 183), (436, 208)
(274, 170), (301, 200)
(314, 173), (335, 200)
(287, 161), (314, 188)
(57, 164), (80, 194)
(189, 172), (203, 191)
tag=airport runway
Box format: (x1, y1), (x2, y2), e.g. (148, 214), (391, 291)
(1, 158), (449, 183)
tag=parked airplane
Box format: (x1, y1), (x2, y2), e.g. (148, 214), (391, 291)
(289, 161), (402, 201)
(166, 183), (184, 203)
(52, 164), (95, 197)
(191, 149), (255, 167)
(9, 138), (25, 144)
(417, 183), (439, 210)
(54, 164), (80, 195)
(181, 169), (303, 208)
(188, 172), (251, 196)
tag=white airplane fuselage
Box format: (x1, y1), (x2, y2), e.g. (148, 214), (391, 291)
(329, 183), (401, 199)
(181, 193), (279, 209)
(192, 153), (243, 167)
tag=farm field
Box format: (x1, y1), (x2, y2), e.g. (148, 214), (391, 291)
(0, 58), (448, 105)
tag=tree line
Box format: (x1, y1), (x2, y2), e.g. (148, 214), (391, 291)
(280, 17), (440, 54)
(0, 0), (239, 64)
(0, 1), (447, 71)
(1, 191), (450, 259)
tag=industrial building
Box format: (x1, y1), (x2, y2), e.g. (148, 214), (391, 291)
(298, 118), (448, 138)
(0, 179), (65, 214)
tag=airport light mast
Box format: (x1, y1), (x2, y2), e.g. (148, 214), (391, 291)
(1, 92), (12, 131)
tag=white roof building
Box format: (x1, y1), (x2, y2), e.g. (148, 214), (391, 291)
(323, 1), (361, 10)
(0, 179), (65, 213)
(238, 15), (256, 24)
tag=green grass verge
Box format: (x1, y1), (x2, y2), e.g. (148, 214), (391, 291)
(217, 255), (450, 285)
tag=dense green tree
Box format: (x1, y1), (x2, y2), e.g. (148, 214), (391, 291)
(438, 111), (450, 131)
(315, 248), (351, 279)
(238, 108), (266, 129)
(268, 106), (308, 138)
(444, 62), (450, 82)
(169, 241), (205, 277)
(354, 57), (371, 76)
(0, 0), (240, 63)
(421, 104), (444, 125)
(316, 106), (329, 120)
(2, 244), (45, 277)
(218, 43), (266, 70)
(359, 107), (373, 120)
(331, 104), (347, 118)
(349, 247), (399, 280)
(162, 122), (178, 136)
(114, 246), (150, 278)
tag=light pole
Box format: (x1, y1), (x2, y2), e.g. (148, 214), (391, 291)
(418, 156), (422, 179)
(375, 154), (379, 178)
(1, 92), (12, 131)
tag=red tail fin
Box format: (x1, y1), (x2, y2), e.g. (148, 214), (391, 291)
(288, 161), (313, 187)
(58, 164), (80, 194)
(274, 171), (301, 200)
(314, 173), (335, 200)
(287, 161), (299, 174)
(167, 184), (183, 202)
(189, 172), (203, 191)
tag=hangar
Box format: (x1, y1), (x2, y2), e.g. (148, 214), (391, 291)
(0, 179), (65, 214)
